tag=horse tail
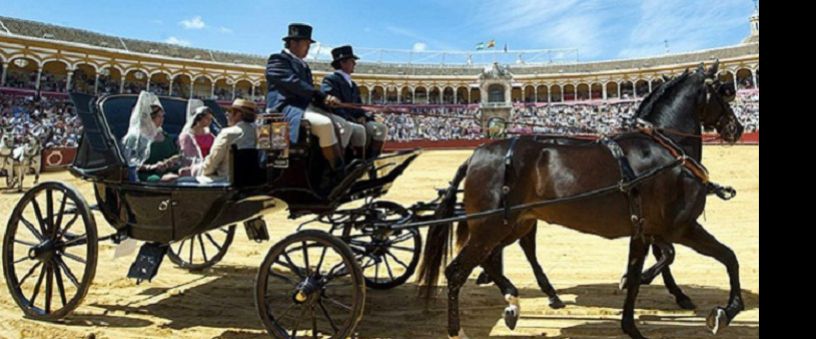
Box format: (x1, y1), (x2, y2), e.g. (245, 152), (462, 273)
(417, 157), (470, 299)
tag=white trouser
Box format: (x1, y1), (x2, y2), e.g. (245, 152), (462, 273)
(303, 105), (352, 148)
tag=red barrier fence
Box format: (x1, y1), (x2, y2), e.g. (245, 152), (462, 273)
(37, 132), (758, 170)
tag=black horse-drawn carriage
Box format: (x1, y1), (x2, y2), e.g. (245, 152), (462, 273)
(2, 93), (426, 337)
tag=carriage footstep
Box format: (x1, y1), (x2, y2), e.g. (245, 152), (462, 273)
(127, 243), (168, 284)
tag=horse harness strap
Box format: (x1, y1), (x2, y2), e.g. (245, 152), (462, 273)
(599, 137), (646, 240)
(501, 136), (519, 225)
(636, 120), (709, 184)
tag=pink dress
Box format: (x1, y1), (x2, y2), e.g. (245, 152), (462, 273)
(194, 133), (215, 157)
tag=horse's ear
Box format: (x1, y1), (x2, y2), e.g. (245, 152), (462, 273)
(706, 59), (720, 78)
(697, 62), (705, 73)
(661, 74), (671, 81)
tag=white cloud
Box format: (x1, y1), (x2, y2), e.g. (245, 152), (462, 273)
(385, 25), (455, 50)
(179, 16), (206, 30)
(469, 0), (620, 59)
(165, 37), (191, 47)
(219, 26), (233, 34)
(617, 0), (749, 59)
(470, 0), (752, 61)
(413, 42), (427, 52)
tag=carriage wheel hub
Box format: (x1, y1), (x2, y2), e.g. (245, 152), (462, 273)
(293, 276), (323, 304)
(28, 239), (57, 262)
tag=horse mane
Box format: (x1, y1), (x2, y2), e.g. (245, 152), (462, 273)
(634, 70), (693, 119)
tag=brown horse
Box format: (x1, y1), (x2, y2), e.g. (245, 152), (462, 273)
(418, 61), (744, 339)
(472, 72), (733, 310)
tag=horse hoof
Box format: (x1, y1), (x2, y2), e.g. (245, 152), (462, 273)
(449, 328), (469, 339)
(676, 296), (696, 310)
(706, 307), (728, 335)
(549, 296), (566, 309)
(503, 306), (519, 330)
(619, 275), (628, 290)
(640, 274), (654, 285)
(475, 272), (493, 285)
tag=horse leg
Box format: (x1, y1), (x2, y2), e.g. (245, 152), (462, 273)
(445, 239), (494, 339)
(33, 160), (40, 184)
(475, 257), (496, 285)
(648, 242), (696, 310)
(621, 236), (650, 339)
(622, 240), (695, 309)
(518, 222), (565, 309)
(480, 247), (521, 330)
(673, 223), (744, 334)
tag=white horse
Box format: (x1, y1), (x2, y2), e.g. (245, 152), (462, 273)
(8, 133), (43, 192)
(0, 132), (16, 187)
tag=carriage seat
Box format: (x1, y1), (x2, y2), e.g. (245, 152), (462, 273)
(287, 120), (314, 157)
(229, 144), (267, 187)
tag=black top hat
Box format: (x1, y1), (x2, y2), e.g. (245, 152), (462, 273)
(282, 23), (315, 43)
(331, 45), (360, 69)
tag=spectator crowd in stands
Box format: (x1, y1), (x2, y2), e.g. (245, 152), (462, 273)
(0, 94), (82, 149)
(0, 87), (758, 149)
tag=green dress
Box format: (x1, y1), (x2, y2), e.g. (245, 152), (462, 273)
(139, 131), (180, 182)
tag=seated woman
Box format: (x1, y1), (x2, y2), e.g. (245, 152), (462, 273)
(121, 91), (181, 182)
(184, 98), (257, 183)
(178, 100), (215, 176)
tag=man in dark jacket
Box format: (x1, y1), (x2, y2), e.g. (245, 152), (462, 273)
(321, 45), (387, 159)
(265, 23), (353, 172)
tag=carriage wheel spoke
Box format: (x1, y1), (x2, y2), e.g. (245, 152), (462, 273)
(390, 232), (414, 244)
(271, 301), (297, 323)
(205, 233), (222, 251)
(268, 270), (298, 287)
(45, 264), (54, 313)
(19, 261), (43, 286)
(390, 245), (415, 252)
(61, 251), (86, 264)
(55, 257), (80, 288)
(315, 247), (328, 273)
(189, 235), (195, 264)
(175, 239), (186, 257)
(46, 189), (54, 238)
(326, 261), (349, 279)
(29, 264), (47, 306)
(20, 217), (44, 241)
(324, 296), (352, 311)
(282, 252), (305, 278)
(301, 241), (311, 276)
(52, 260), (68, 306)
(385, 250), (410, 269)
(14, 256), (31, 264)
(60, 234), (88, 248)
(31, 197), (47, 236)
(54, 193), (68, 234)
(311, 304), (318, 338)
(318, 301), (340, 333)
(198, 235), (208, 263)
(13, 238), (38, 247)
(58, 213), (80, 238)
(383, 254), (396, 281)
(291, 306), (308, 338)
(374, 258), (380, 282)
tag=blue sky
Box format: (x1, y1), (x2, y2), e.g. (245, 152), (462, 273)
(1, 0), (758, 62)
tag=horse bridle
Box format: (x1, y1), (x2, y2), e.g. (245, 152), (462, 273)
(704, 79), (740, 130)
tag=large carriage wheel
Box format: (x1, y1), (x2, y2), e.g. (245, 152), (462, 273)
(339, 201), (422, 290)
(2, 182), (98, 321)
(167, 225), (236, 271)
(255, 230), (365, 338)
